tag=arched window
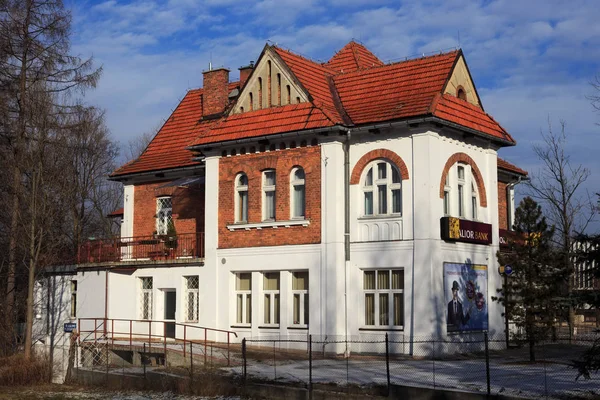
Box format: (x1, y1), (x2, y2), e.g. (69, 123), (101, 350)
(456, 86), (467, 101)
(444, 163), (479, 220)
(286, 85), (291, 104)
(290, 167), (305, 219)
(235, 173), (248, 223)
(262, 170), (276, 221)
(258, 77), (263, 109)
(362, 160), (402, 216)
(249, 92), (254, 111)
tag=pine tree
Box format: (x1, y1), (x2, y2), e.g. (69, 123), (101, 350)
(495, 197), (561, 361)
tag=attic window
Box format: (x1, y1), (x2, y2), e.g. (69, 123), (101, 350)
(456, 86), (467, 101)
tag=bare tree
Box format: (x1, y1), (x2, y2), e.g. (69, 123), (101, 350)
(527, 120), (593, 338)
(0, 0), (101, 354)
(125, 122), (161, 162)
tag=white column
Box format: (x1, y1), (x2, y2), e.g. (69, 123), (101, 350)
(319, 141), (346, 347)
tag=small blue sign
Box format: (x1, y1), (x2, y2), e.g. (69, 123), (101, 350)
(504, 265), (513, 276)
(64, 322), (77, 333)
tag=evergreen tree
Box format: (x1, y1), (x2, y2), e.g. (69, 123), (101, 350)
(495, 197), (561, 361)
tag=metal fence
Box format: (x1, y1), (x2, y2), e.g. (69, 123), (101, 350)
(65, 331), (600, 399)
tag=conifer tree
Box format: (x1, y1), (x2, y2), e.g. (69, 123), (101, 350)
(495, 197), (561, 361)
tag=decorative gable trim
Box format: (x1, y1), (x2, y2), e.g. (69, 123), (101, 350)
(231, 46), (310, 115)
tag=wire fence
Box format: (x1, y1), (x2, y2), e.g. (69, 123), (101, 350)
(64, 330), (600, 399)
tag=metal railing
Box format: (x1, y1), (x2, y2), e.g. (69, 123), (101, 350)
(76, 232), (205, 264)
(78, 317), (237, 366)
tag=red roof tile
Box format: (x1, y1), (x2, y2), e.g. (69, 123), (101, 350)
(431, 93), (515, 144)
(325, 41), (384, 73)
(113, 42), (517, 177)
(111, 83), (239, 177)
(498, 157), (528, 176)
(192, 103), (332, 146)
(107, 207), (124, 218)
(272, 46), (346, 124)
(334, 51), (459, 124)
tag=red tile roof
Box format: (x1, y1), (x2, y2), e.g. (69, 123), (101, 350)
(107, 207), (124, 218)
(273, 47), (345, 124)
(113, 42), (517, 177)
(498, 157), (528, 176)
(192, 103), (332, 146)
(430, 93), (515, 144)
(334, 51), (459, 124)
(325, 41), (384, 73)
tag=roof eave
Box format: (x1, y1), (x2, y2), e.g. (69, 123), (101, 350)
(108, 164), (205, 182)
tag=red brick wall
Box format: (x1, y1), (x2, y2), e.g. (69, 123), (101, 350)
(439, 152), (488, 207)
(498, 182), (508, 230)
(133, 182), (205, 237)
(219, 146), (321, 248)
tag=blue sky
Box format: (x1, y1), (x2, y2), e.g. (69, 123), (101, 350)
(68, 0), (600, 229)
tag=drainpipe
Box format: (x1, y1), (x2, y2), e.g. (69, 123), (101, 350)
(104, 270), (109, 336)
(344, 129), (351, 357)
(505, 176), (522, 230)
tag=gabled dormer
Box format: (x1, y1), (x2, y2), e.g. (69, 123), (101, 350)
(442, 51), (482, 108)
(231, 46), (310, 115)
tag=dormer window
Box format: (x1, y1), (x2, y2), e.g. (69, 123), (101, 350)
(456, 86), (467, 101)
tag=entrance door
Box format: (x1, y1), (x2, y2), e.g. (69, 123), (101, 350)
(164, 290), (176, 338)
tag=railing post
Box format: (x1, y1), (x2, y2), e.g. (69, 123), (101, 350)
(143, 342), (146, 379)
(386, 333), (390, 394)
(129, 320), (132, 349)
(204, 329), (207, 366)
(190, 341), (194, 384)
(78, 318), (81, 345)
(309, 334), (312, 393)
(148, 321), (151, 347)
(163, 322), (167, 367)
(111, 319), (114, 346)
(242, 338), (247, 383)
(227, 332), (231, 367)
(183, 325), (187, 358)
(485, 331), (491, 396)
(94, 318), (97, 342)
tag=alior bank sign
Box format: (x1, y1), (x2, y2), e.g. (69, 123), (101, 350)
(440, 217), (492, 245)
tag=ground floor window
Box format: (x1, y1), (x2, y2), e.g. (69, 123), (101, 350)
(263, 272), (280, 325)
(236, 273), (252, 324)
(184, 276), (199, 322)
(140, 277), (153, 320)
(292, 271), (308, 325)
(364, 269), (404, 327)
(70, 280), (77, 318)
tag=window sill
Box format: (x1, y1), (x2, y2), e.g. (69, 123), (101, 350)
(359, 327), (404, 332)
(287, 325), (308, 330)
(227, 219), (310, 231)
(258, 325), (280, 329)
(358, 215), (402, 221)
(230, 324), (251, 329)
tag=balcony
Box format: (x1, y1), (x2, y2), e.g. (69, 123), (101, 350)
(77, 232), (205, 265)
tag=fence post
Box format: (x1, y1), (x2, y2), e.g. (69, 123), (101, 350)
(273, 340), (277, 380)
(431, 339), (435, 389)
(485, 331), (491, 396)
(386, 333), (390, 395)
(308, 334), (312, 393)
(105, 342), (109, 383)
(242, 338), (247, 383)
(190, 341), (194, 391)
(143, 342), (146, 379)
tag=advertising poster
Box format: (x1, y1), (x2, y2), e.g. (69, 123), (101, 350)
(444, 262), (488, 333)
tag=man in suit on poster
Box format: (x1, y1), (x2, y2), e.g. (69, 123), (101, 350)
(447, 280), (470, 331)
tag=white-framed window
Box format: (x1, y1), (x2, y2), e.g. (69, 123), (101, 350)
(443, 174), (451, 216)
(444, 163), (480, 221)
(140, 277), (153, 320)
(363, 160), (402, 216)
(290, 167), (305, 219)
(263, 272), (280, 325)
(184, 276), (199, 322)
(262, 170), (276, 221)
(457, 165), (465, 218)
(236, 273), (252, 325)
(70, 280), (77, 319)
(292, 271), (308, 325)
(156, 197), (172, 235)
(235, 173), (248, 223)
(471, 182), (478, 220)
(364, 269), (404, 327)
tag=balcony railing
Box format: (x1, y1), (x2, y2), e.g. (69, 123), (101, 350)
(77, 232), (205, 264)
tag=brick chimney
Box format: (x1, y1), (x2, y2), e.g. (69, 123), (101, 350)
(202, 67), (230, 116)
(238, 61), (254, 87)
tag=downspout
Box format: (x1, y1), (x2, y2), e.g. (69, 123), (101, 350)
(344, 129), (351, 357)
(104, 270), (109, 336)
(505, 176), (522, 230)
